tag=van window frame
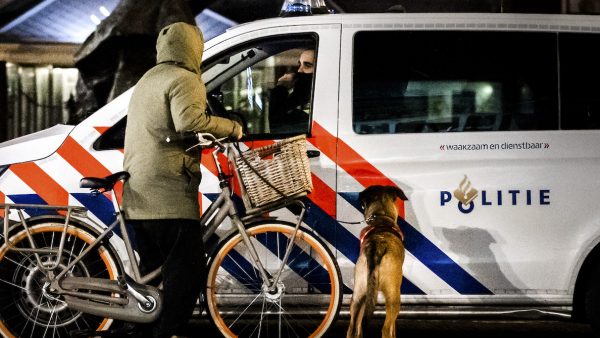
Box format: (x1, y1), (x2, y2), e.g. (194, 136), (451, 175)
(202, 33), (319, 140)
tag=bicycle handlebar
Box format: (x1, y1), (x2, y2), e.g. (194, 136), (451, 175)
(165, 132), (228, 153)
(165, 132), (197, 143)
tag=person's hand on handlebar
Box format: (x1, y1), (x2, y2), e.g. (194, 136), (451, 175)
(231, 121), (243, 140)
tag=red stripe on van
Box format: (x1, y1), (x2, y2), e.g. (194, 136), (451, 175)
(57, 136), (122, 199)
(308, 122), (336, 160)
(57, 137), (111, 178)
(308, 173), (336, 217)
(94, 127), (110, 135)
(0, 191), (5, 217)
(10, 162), (69, 207)
(310, 122), (405, 218)
(201, 149), (217, 174)
(200, 150), (242, 195)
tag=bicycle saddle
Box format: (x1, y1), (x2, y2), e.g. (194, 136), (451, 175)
(80, 171), (130, 192)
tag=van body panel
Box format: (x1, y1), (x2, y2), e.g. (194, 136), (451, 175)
(0, 124), (74, 166)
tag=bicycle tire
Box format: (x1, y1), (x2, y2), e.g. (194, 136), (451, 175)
(0, 220), (121, 338)
(206, 221), (342, 338)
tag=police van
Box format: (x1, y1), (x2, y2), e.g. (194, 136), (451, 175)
(1, 9), (600, 337)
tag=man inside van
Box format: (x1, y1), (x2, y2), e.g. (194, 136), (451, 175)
(269, 49), (315, 133)
(122, 22), (242, 338)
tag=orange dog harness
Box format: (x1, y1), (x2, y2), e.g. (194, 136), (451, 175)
(359, 214), (405, 247)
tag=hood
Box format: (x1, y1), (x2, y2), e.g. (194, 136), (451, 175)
(0, 124), (74, 166)
(156, 22), (204, 74)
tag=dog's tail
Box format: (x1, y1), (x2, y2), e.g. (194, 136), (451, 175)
(362, 239), (387, 327)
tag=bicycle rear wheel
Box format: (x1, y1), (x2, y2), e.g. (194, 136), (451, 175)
(206, 221), (342, 338)
(0, 220), (121, 338)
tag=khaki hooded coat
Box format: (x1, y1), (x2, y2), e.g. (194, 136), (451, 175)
(122, 22), (240, 220)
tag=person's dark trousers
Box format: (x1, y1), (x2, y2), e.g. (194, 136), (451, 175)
(130, 219), (206, 338)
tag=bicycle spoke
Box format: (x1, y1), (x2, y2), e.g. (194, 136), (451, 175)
(23, 291), (45, 338)
(0, 276), (28, 291)
(272, 298), (308, 336)
(4, 251), (36, 272)
(258, 293), (267, 337)
(50, 231), (55, 250)
(229, 292), (264, 328)
(228, 252), (259, 286)
(67, 234), (77, 266)
(299, 263), (321, 280)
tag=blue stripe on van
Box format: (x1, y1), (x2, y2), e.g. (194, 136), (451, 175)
(71, 193), (132, 240)
(257, 231), (338, 294)
(301, 199), (358, 261)
(71, 193), (116, 226)
(7, 194), (57, 217)
(220, 249), (263, 292)
(339, 192), (492, 295)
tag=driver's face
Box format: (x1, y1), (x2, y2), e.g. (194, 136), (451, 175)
(297, 50), (315, 74)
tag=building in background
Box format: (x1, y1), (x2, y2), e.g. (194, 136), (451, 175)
(0, 0), (237, 141)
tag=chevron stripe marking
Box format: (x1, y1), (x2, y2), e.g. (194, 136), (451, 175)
(309, 122), (404, 217)
(0, 191), (5, 217)
(94, 127), (110, 135)
(56, 136), (123, 199)
(308, 173), (336, 216)
(8, 194), (57, 216)
(57, 136), (111, 179)
(9, 162), (69, 207)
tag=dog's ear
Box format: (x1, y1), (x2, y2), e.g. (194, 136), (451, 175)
(388, 186), (408, 201)
(358, 189), (368, 209)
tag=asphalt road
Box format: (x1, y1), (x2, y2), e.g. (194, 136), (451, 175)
(183, 316), (597, 338)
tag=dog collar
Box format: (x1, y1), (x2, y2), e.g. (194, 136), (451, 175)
(365, 213), (397, 225)
(359, 221), (405, 247)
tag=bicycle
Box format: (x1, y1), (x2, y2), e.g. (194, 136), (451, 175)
(0, 133), (342, 338)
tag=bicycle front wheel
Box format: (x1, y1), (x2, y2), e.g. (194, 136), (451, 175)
(206, 221), (342, 338)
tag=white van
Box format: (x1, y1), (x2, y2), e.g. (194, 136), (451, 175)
(1, 11), (599, 336)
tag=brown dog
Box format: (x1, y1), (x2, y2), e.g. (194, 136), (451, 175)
(346, 185), (408, 338)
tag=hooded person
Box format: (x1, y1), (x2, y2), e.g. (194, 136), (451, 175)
(122, 22), (242, 338)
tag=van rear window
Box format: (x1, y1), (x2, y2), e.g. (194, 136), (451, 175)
(560, 33), (600, 130)
(352, 31), (559, 134)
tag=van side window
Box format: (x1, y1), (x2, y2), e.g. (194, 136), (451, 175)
(94, 37), (318, 150)
(203, 36), (317, 139)
(352, 31), (558, 134)
(560, 33), (600, 130)
(94, 117), (126, 150)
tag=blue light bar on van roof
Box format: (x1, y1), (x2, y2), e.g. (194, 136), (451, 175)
(279, 0), (333, 17)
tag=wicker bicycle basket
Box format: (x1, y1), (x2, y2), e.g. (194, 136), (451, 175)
(234, 135), (313, 214)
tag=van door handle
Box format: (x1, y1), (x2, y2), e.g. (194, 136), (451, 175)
(306, 150), (321, 158)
